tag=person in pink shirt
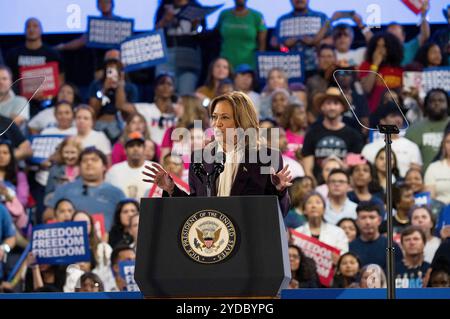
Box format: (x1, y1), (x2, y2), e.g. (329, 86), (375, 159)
(282, 103), (308, 160)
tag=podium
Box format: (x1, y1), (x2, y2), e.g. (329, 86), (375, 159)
(135, 196), (291, 298)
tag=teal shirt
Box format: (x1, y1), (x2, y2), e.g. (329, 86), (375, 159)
(402, 37), (420, 66)
(217, 8), (266, 69)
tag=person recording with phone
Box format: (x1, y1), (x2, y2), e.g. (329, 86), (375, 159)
(142, 91), (292, 216)
(88, 58), (138, 143)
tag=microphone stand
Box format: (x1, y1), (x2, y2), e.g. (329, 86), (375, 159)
(378, 124), (399, 300)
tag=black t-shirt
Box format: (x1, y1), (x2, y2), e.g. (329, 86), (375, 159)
(5, 44), (64, 80)
(395, 260), (430, 288)
(302, 122), (364, 178)
(379, 216), (410, 241)
(0, 115), (26, 148)
(350, 235), (403, 271)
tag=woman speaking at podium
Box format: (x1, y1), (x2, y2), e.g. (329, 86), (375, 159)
(142, 91), (292, 216)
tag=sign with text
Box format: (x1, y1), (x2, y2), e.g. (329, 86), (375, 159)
(401, 0), (424, 15)
(19, 62), (59, 99)
(422, 67), (450, 94)
(119, 260), (140, 292)
(29, 134), (66, 165)
(403, 71), (425, 99)
(87, 16), (134, 49)
(31, 221), (90, 265)
(256, 52), (304, 83)
(414, 192), (431, 206)
(290, 229), (340, 287)
(177, 4), (223, 21)
(92, 213), (106, 242)
(120, 30), (168, 72)
(278, 16), (322, 39)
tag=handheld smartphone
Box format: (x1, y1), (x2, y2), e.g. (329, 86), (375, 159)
(106, 67), (119, 82)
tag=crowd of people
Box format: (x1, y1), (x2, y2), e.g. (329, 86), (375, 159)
(0, 0), (450, 293)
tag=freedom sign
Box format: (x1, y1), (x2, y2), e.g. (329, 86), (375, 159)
(87, 16), (134, 49)
(31, 221), (90, 265)
(19, 62), (59, 99)
(119, 260), (140, 292)
(422, 67), (450, 94)
(29, 134), (66, 165)
(120, 30), (168, 72)
(256, 51), (304, 83)
(278, 16), (322, 39)
(290, 229), (340, 287)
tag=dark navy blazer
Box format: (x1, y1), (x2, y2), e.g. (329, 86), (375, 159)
(165, 145), (291, 217)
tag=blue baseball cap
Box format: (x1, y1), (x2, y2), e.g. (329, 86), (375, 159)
(235, 64), (254, 74)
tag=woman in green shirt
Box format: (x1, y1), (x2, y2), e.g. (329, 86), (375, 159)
(216, 0), (267, 69)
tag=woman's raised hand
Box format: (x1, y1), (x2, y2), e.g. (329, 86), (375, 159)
(142, 162), (175, 195)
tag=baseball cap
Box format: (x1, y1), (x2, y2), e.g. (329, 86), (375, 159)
(125, 131), (145, 147)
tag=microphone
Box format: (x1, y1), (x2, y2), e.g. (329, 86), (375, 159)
(213, 152), (226, 176)
(192, 162), (206, 180)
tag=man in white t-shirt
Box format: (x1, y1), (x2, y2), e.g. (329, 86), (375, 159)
(106, 131), (159, 200)
(362, 103), (422, 177)
(332, 23), (366, 67)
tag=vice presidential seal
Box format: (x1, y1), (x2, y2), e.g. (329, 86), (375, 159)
(181, 210), (236, 264)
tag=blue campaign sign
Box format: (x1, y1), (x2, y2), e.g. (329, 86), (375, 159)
(256, 51), (304, 84)
(414, 192), (431, 206)
(277, 15), (324, 41)
(423, 66), (450, 94)
(31, 221), (90, 265)
(118, 260), (140, 292)
(120, 30), (168, 72)
(29, 134), (66, 165)
(87, 16), (134, 49)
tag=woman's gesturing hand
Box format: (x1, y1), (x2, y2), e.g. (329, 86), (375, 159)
(142, 162), (175, 195)
(271, 165), (293, 192)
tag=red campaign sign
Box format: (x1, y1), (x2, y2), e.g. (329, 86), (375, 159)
(401, 0), (424, 15)
(290, 229), (341, 287)
(92, 213), (107, 241)
(19, 62), (60, 99)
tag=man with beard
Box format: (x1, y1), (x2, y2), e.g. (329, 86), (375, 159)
(406, 88), (450, 170)
(106, 132), (156, 201)
(301, 87), (364, 179)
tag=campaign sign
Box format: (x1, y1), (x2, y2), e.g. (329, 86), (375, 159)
(120, 29), (168, 72)
(422, 67), (450, 94)
(256, 51), (304, 83)
(290, 229), (340, 287)
(278, 16), (322, 39)
(92, 213), (106, 242)
(87, 16), (134, 49)
(414, 192), (431, 206)
(119, 260), (140, 292)
(31, 221), (90, 265)
(177, 4), (223, 21)
(401, 0), (424, 15)
(29, 134), (66, 165)
(403, 71), (425, 99)
(19, 62), (59, 99)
